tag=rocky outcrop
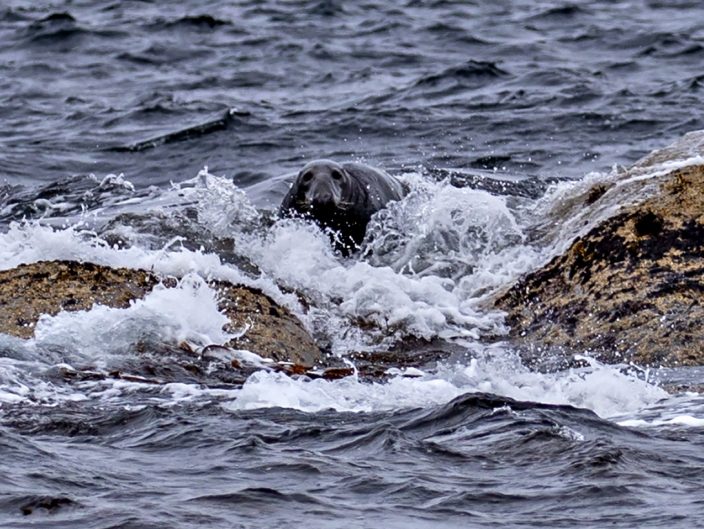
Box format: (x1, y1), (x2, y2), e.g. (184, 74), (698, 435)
(0, 260), (321, 366)
(214, 281), (320, 365)
(497, 131), (704, 367)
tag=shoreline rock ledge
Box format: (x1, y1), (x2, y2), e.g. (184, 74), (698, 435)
(496, 130), (704, 368)
(0, 260), (321, 367)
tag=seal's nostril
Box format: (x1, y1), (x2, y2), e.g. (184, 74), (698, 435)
(314, 193), (331, 203)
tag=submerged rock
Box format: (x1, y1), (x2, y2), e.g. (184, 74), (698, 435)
(0, 260), (321, 366)
(497, 131), (704, 367)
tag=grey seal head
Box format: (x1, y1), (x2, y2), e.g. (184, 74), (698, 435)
(279, 159), (405, 254)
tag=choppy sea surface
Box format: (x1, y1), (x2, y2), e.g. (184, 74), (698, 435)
(2, 1), (704, 527)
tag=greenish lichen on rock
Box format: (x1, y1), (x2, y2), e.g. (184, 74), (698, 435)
(497, 132), (704, 367)
(0, 260), (321, 366)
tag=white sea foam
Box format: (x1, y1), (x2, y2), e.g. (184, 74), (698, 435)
(232, 173), (531, 350)
(363, 175), (525, 278)
(619, 415), (704, 428)
(0, 164), (695, 424)
(192, 168), (262, 237)
(0, 170), (532, 352)
(0, 339), (671, 420)
(223, 351), (669, 419)
(0, 355), (89, 407)
(32, 273), (235, 359)
(613, 391), (704, 428)
(0, 274), (241, 408)
(0, 220), (304, 315)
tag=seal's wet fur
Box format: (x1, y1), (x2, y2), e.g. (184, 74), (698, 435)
(280, 160), (405, 254)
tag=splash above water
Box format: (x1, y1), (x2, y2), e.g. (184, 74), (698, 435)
(0, 160), (693, 423)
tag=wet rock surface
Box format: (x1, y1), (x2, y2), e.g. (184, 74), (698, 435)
(215, 281), (320, 366)
(0, 261), (157, 339)
(498, 132), (704, 367)
(0, 260), (321, 367)
(0, 260), (456, 384)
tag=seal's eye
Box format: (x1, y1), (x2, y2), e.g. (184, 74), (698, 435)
(302, 172), (313, 183)
(331, 170), (343, 181)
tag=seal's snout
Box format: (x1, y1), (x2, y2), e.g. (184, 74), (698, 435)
(304, 178), (340, 207)
(310, 190), (333, 205)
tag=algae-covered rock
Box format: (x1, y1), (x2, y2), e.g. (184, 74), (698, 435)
(0, 260), (321, 366)
(0, 261), (157, 338)
(498, 131), (704, 367)
(215, 281), (321, 366)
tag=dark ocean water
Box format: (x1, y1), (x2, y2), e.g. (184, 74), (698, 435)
(3, 392), (704, 529)
(2, 1), (704, 527)
(2, 0), (704, 190)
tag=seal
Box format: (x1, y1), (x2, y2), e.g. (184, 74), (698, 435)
(279, 159), (405, 254)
